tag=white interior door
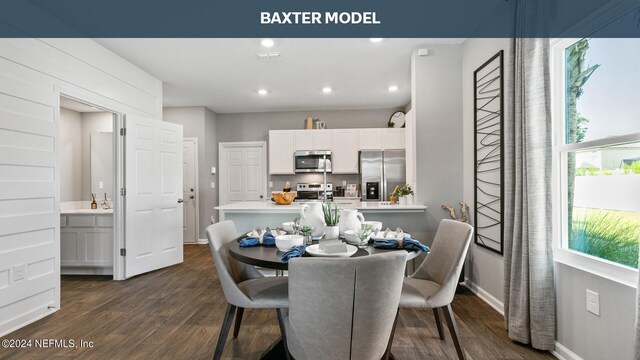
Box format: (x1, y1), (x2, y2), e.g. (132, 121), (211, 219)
(182, 138), (198, 243)
(124, 115), (183, 278)
(219, 142), (267, 205)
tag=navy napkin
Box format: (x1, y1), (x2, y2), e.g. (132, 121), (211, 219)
(281, 244), (306, 263)
(373, 237), (430, 253)
(239, 231), (276, 247)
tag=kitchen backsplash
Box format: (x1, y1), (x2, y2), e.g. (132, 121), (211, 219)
(270, 174), (359, 193)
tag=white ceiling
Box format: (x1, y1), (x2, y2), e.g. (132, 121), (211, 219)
(95, 38), (465, 114)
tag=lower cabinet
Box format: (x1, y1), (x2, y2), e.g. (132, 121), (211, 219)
(60, 214), (113, 275)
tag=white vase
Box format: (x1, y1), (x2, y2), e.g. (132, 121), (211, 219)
(325, 225), (340, 240)
(338, 208), (365, 236)
(299, 202), (326, 239)
(399, 196), (408, 205)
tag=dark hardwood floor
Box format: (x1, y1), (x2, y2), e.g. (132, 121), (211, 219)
(1, 245), (554, 360)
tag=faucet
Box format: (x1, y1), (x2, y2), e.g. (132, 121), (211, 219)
(101, 193), (111, 209)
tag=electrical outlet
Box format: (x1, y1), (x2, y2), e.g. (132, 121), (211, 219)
(342, 180), (347, 186)
(586, 289), (600, 316)
(210, 216), (215, 224)
(269, 181), (274, 189)
(13, 264), (25, 281)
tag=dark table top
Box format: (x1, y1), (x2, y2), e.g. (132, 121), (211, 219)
(227, 235), (420, 270)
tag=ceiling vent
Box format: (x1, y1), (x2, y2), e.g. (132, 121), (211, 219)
(257, 52), (281, 59)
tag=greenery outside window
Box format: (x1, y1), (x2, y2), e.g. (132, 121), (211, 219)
(553, 38), (640, 278)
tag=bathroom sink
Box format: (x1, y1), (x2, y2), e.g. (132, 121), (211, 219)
(62, 208), (113, 214)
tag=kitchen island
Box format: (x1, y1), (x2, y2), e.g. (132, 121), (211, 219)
(215, 201), (428, 236)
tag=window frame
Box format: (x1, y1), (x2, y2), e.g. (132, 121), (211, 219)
(551, 38), (640, 288)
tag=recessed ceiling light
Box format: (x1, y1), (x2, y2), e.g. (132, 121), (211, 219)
(388, 85), (399, 92)
(258, 89), (268, 95)
(322, 87), (332, 94)
(370, 38), (383, 43)
(261, 39), (274, 47)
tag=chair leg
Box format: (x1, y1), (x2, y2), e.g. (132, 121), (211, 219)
(276, 308), (291, 360)
(383, 309), (400, 360)
(213, 304), (236, 360)
(233, 307), (245, 338)
(442, 304), (466, 360)
(433, 307), (446, 340)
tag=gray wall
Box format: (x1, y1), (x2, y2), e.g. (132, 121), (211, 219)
(80, 112), (113, 201)
(164, 107), (218, 239)
(461, 38), (636, 359)
(411, 45), (464, 245)
(59, 108), (82, 202)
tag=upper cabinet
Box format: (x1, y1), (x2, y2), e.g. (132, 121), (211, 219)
(294, 130), (331, 151)
(269, 130), (294, 174)
(381, 128), (406, 150)
(359, 129), (383, 150)
(269, 128), (405, 175)
(331, 129), (360, 174)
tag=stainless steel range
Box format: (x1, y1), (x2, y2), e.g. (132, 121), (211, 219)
(296, 183), (333, 202)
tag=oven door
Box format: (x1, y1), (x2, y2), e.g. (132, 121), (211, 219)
(294, 151), (332, 173)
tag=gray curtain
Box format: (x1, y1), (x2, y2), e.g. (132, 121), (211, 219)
(502, 36), (556, 351)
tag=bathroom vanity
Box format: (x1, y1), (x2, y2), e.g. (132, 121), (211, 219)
(60, 202), (113, 275)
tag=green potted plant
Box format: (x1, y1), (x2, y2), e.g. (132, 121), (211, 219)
(299, 225), (313, 245)
(322, 200), (340, 239)
(396, 184), (414, 205)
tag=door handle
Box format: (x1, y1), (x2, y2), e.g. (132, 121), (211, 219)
(178, 198), (184, 203)
(189, 195), (195, 199)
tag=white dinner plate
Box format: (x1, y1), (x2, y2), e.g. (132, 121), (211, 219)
(305, 244), (358, 258)
(370, 231), (411, 241)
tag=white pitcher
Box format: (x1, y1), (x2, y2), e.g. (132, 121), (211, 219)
(338, 208), (365, 236)
(299, 202), (326, 239)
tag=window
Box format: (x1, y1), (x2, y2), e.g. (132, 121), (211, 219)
(553, 38), (640, 281)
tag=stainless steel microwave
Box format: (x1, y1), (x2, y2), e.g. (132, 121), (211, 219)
(294, 150), (332, 173)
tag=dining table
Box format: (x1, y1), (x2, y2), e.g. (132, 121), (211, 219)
(226, 232), (423, 360)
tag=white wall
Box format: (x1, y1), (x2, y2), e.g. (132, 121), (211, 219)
(462, 38), (637, 360)
(0, 38), (162, 336)
(59, 108), (82, 202)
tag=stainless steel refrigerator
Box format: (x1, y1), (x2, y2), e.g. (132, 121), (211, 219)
(359, 150), (406, 201)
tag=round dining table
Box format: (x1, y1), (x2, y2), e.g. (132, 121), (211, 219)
(227, 236), (421, 271)
(226, 235), (422, 360)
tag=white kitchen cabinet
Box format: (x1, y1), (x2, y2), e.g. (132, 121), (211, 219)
(294, 130), (332, 151)
(382, 128), (406, 150)
(359, 129), (383, 150)
(60, 214), (113, 275)
(313, 130), (332, 150)
(294, 130), (314, 151)
(331, 129), (360, 174)
(269, 130), (295, 174)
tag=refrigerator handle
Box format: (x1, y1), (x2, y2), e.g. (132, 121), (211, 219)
(381, 152), (387, 202)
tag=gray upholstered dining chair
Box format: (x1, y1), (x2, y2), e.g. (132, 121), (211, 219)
(206, 221), (290, 360)
(399, 219), (474, 360)
(283, 252), (407, 360)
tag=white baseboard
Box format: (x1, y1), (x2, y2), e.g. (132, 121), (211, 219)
(552, 342), (584, 360)
(463, 277), (504, 315)
(197, 239), (208, 244)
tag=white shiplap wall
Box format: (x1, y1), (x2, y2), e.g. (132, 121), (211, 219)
(0, 38), (162, 336)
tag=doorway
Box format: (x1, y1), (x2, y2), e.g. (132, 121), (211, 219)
(182, 138), (199, 243)
(219, 142), (267, 205)
(59, 96), (117, 278)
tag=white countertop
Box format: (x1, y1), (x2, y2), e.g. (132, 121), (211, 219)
(60, 201), (113, 215)
(216, 201), (427, 212)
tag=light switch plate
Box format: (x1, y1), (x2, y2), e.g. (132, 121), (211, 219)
(211, 166), (216, 175)
(269, 181), (274, 188)
(13, 264), (25, 281)
(99, 181), (104, 189)
(586, 289), (600, 316)
(342, 180), (347, 186)
(210, 182), (215, 189)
